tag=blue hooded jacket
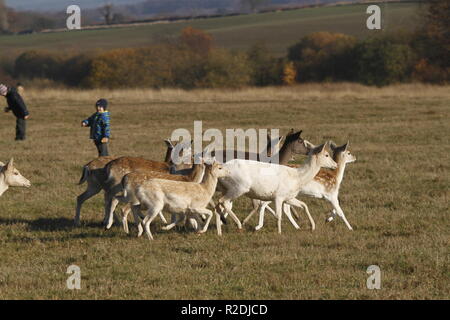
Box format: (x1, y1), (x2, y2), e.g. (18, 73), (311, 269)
(82, 111), (110, 141)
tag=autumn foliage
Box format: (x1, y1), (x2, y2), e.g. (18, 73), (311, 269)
(9, 1), (450, 89)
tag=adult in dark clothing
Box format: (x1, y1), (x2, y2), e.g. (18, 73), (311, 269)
(0, 84), (30, 141)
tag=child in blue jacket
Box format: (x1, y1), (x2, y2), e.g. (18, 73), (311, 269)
(81, 99), (111, 157)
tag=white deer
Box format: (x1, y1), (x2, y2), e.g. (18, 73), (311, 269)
(0, 158), (31, 197)
(244, 141), (356, 231)
(216, 143), (337, 234)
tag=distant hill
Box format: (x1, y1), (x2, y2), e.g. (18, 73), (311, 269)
(8, 0), (366, 14)
(0, 2), (421, 58)
(5, 0), (144, 12)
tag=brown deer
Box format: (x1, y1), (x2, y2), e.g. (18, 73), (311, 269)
(102, 139), (193, 229)
(75, 139), (190, 227)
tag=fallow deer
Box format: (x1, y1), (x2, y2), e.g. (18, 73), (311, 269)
(245, 141), (356, 231)
(118, 162), (205, 234)
(0, 159), (31, 197)
(132, 161), (228, 240)
(216, 143), (337, 234)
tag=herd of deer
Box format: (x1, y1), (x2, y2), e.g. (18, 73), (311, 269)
(1, 129), (356, 240)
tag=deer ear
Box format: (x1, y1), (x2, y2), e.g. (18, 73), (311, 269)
(304, 140), (316, 150)
(321, 142), (329, 154)
(164, 139), (173, 147)
(344, 141), (349, 150)
(329, 141), (337, 151)
(5, 158), (14, 171)
(312, 143), (325, 155)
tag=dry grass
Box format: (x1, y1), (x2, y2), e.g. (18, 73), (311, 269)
(0, 83), (448, 299)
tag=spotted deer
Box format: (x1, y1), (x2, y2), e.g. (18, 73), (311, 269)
(75, 139), (190, 227)
(103, 140), (193, 229)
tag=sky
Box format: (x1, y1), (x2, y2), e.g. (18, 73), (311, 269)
(5, 0), (144, 12)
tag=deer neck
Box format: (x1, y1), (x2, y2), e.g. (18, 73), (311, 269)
(189, 165), (205, 183)
(201, 170), (219, 199)
(0, 173), (8, 196)
(164, 147), (173, 164)
(296, 156), (322, 186)
(334, 159), (347, 189)
(277, 143), (293, 165)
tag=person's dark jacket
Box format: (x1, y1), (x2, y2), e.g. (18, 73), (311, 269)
(82, 111), (111, 141)
(5, 87), (29, 119)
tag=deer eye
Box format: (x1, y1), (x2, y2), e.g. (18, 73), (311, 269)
(326, 154), (329, 157)
(14, 172), (19, 175)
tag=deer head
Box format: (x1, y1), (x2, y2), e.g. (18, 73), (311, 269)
(1, 158), (31, 188)
(204, 159), (229, 179)
(330, 141), (356, 164)
(265, 133), (284, 157)
(310, 143), (337, 170)
(284, 130), (310, 156)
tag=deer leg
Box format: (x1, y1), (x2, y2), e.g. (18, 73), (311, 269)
(218, 198), (242, 230)
(331, 197), (353, 230)
(121, 204), (131, 234)
(75, 184), (102, 226)
(290, 206), (301, 220)
(242, 199), (262, 226)
(215, 206), (223, 236)
(255, 201), (270, 231)
(326, 209), (337, 223)
(285, 198), (315, 231)
(283, 204), (300, 230)
(105, 196), (120, 230)
(143, 205), (162, 241)
(132, 205), (144, 237)
(192, 208), (213, 234)
(275, 198), (283, 234)
(162, 213), (184, 231)
(264, 203), (277, 218)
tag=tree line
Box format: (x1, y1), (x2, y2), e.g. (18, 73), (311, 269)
(3, 1), (449, 88)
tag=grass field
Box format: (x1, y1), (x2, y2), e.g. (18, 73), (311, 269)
(0, 83), (448, 299)
(0, 2), (422, 58)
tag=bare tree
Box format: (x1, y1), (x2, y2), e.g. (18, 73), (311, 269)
(240, 0), (269, 13)
(0, 0), (9, 32)
(100, 3), (114, 25)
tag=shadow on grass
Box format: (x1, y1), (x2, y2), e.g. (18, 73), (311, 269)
(0, 217), (123, 242)
(0, 217), (105, 232)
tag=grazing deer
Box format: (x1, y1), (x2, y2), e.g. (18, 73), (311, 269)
(103, 140), (193, 230)
(134, 161), (228, 240)
(216, 143), (337, 234)
(0, 158), (31, 197)
(119, 162), (205, 234)
(244, 141), (356, 231)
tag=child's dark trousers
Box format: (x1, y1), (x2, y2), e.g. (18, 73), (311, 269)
(94, 140), (109, 157)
